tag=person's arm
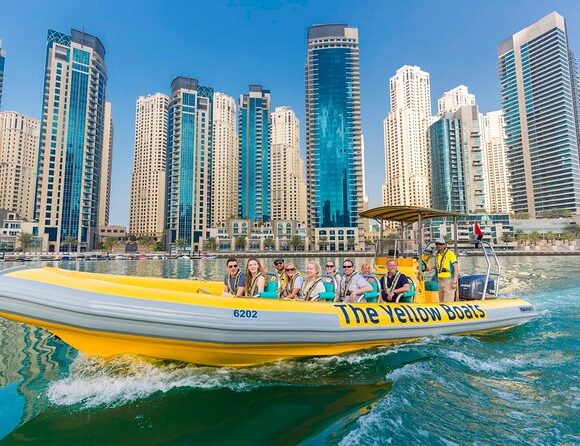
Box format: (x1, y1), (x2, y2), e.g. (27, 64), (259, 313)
(350, 277), (373, 299)
(287, 277), (303, 299)
(257, 276), (265, 294)
(452, 262), (459, 288)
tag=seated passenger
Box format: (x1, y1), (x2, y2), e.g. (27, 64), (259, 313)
(335, 259), (373, 303)
(273, 257), (287, 292)
(281, 263), (303, 300)
(325, 261), (341, 290)
(361, 263), (372, 275)
(301, 261), (326, 302)
(222, 257), (245, 297)
(243, 258), (266, 297)
(379, 259), (410, 302)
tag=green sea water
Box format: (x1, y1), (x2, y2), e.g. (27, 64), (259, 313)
(0, 256), (578, 445)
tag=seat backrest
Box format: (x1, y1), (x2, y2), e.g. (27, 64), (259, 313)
(265, 280), (278, 293)
(362, 275), (379, 303)
(323, 281), (334, 293)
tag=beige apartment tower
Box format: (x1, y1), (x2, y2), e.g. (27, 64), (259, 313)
(480, 111), (512, 214)
(98, 102), (113, 227)
(270, 106), (307, 223)
(129, 93), (168, 238)
(211, 92), (237, 226)
(0, 112), (39, 220)
(383, 65), (432, 208)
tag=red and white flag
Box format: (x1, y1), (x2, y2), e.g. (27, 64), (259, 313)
(473, 221), (483, 240)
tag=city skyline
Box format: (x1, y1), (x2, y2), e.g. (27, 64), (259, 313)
(1, 1), (580, 225)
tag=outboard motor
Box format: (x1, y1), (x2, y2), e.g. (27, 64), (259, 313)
(459, 275), (496, 300)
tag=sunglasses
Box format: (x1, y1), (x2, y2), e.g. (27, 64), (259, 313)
(285, 268), (296, 271)
(274, 261), (283, 265)
(343, 264), (353, 268)
(228, 264), (238, 268)
(435, 243), (444, 246)
(326, 264), (334, 268)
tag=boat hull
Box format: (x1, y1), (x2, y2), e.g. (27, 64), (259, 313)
(0, 267), (539, 366)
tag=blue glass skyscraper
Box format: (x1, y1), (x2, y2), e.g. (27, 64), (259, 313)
(498, 12), (580, 215)
(430, 105), (486, 213)
(306, 25), (363, 238)
(35, 29), (107, 252)
(238, 85), (270, 221)
(165, 77), (213, 251)
(0, 39), (5, 109)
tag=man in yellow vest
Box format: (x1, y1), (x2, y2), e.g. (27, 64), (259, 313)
(434, 237), (459, 302)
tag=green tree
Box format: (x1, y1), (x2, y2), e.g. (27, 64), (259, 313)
(153, 241), (165, 252)
(501, 233), (514, 243)
(289, 235), (302, 251)
(204, 237), (217, 252)
(103, 236), (117, 254)
(264, 237), (275, 250)
(347, 236), (355, 250)
(319, 235), (327, 251)
(528, 231), (541, 245)
(511, 212), (530, 220)
(175, 238), (187, 253)
(63, 236), (77, 253)
(139, 236), (155, 249)
(18, 232), (34, 252)
(235, 235), (246, 251)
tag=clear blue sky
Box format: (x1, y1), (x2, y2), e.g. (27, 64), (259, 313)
(1, 0), (579, 225)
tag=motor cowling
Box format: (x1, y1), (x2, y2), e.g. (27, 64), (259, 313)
(459, 275), (495, 300)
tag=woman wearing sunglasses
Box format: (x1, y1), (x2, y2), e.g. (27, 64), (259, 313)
(280, 263), (303, 300)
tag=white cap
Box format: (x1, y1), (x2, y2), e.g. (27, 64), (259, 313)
(435, 237), (446, 244)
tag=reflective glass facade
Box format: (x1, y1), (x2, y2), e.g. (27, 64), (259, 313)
(498, 13), (580, 214)
(34, 29), (107, 251)
(166, 77), (213, 250)
(238, 85), (270, 221)
(430, 105), (486, 213)
(306, 25), (363, 230)
(0, 40), (5, 109)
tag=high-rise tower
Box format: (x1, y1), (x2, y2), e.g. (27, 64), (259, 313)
(270, 106), (306, 223)
(498, 12), (580, 215)
(0, 40), (5, 109)
(382, 65), (432, 208)
(306, 24), (363, 241)
(0, 112), (39, 220)
(480, 111), (512, 214)
(211, 92), (237, 226)
(129, 93), (168, 238)
(98, 102), (113, 227)
(238, 85), (270, 222)
(35, 29), (108, 252)
(165, 77), (213, 251)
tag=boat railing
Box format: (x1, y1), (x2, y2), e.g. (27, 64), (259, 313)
(478, 240), (501, 299)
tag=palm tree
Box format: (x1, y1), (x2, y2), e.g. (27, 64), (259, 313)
(206, 237), (217, 252)
(235, 235), (246, 252)
(18, 232), (34, 252)
(103, 236), (117, 254)
(347, 236), (355, 251)
(264, 237), (275, 251)
(175, 238), (187, 253)
(63, 236), (77, 253)
(319, 235), (327, 251)
(139, 236), (155, 249)
(289, 235), (302, 251)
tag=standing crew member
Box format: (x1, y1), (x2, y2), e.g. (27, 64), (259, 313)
(433, 238), (459, 302)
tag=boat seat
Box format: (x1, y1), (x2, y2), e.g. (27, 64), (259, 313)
(425, 280), (439, 291)
(362, 275), (379, 303)
(259, 280), (279, 299)
(318, 281), (335, 302)
(397, 279), (415, 303)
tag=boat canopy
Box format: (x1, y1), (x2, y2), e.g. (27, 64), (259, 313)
(359, 205), (465, 223)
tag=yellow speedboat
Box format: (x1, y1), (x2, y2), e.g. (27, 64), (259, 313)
(0, 262), (537, 367)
